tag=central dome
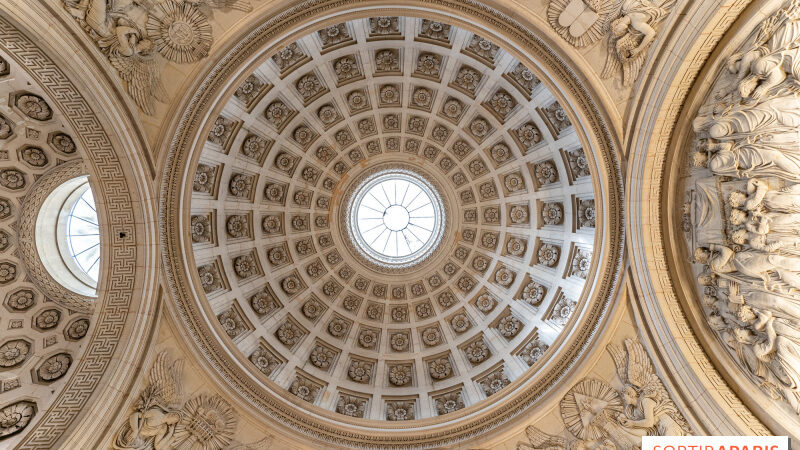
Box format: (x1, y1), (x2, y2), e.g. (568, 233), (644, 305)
(165, 8), (622, 443)
(347, 168), (445, 268)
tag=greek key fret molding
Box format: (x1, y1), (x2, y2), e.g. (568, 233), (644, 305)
(0, 15), (156, 450)
(517, 339), (692, 450)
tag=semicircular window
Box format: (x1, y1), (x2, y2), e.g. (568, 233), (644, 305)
(64, 185), (100, 283)
(36, 176), (100, 296)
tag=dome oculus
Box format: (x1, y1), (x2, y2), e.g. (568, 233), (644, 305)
(169, 9), (618, 434)
(348, 169), (445, 267)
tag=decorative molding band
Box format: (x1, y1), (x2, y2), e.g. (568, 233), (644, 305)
(17, 159), (94, 313)
(626, 0), (772, 437)
(0, 14), (157, 449)
(159, 0), (625, 447)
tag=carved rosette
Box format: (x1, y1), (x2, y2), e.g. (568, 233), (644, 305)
(159, 4), (622, 446)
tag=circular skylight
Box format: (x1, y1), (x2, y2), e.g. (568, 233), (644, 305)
(65, 186), (100, 283)
(349, 169), (445, 267)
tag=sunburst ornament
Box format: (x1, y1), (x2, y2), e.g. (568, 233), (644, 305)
(559, 379), (623, 440)
(147, 1), (212, 64)
(173, 394), (237, 450)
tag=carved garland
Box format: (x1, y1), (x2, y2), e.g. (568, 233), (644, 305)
(160, 0), (624, 447)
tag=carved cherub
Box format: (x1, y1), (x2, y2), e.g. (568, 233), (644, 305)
(114, 352), (184, 450)
(726, 0), (800, 101)
(607, 339), (691, 437)
(546, 0), (625, 48)
(729, 179), (800, 213)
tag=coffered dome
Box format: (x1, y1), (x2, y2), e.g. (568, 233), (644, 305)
(8, 0), (800, 447)
(162, 7), (623, 447)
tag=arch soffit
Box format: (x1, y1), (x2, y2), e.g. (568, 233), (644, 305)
(625, 0), (790, 438)
(0, 6), (161, 449)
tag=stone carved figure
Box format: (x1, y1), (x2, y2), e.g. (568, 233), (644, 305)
(687, 1), (800, 417)
(701, 282), (800, 393)
(601, 0), (677, 86)
(730, 178), (800, 213)
(607, 339), (691, 437)
(517, 339), (689, 450)
(547, 0), (626, 48)
(114, 351), (184, 450)
(696, 245), (800, 293)
(64, 0), (251, 114)
(547, 0), (676, 85)
(114, 351), (238, 450)
(697, 274), (800, 414)
(725, 0), (800, 102)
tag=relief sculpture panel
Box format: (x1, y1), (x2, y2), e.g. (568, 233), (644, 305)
(63, 0), (251, 114)
(517, 339), (691, 449)
(547, 0), (677, 85)
(684, 0), (800, 419)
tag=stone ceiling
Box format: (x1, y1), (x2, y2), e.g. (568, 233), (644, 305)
(184, 15), (601, 424)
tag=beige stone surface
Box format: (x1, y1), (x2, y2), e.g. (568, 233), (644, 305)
(0, 0), (796, 448)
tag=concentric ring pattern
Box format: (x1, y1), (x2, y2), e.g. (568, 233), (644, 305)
(347, 167), (446, 268)
(187, 16), (598, 422)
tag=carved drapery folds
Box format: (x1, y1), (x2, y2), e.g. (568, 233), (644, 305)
(113, 352), (239, 450)
(685, 0), (800, 418)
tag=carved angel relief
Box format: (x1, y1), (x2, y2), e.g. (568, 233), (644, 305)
(686, 0), (800, 418)
(517, 339), (691, 450)
(547, 0), (676, 86)
(63, 0), (252, 115)
(113, 351), (238, 450)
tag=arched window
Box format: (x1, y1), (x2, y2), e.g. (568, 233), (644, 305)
(349, 169), (445, 267)
(36, 176), (99, 296)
